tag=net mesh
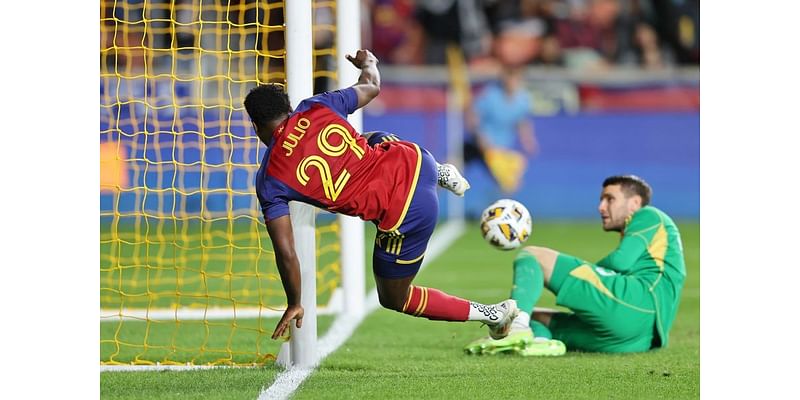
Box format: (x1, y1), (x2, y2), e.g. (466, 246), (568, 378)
(100, 0), (340, 366)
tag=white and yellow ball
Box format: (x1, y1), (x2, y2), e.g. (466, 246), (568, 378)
(480, 199), (532, 250)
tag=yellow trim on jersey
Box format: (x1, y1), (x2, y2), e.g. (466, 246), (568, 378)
(381, 144), (423, 232)
(648, 224), (668, 272)
(569, 265), (655, 314)
(396, 252), (425, 265)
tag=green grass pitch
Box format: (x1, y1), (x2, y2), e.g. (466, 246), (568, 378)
(101, 220), (699, 399)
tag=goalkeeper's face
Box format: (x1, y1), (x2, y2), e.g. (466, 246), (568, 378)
(598, 184), (641, 232)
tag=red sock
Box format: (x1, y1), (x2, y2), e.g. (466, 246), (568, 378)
(401, 285), (469, 321)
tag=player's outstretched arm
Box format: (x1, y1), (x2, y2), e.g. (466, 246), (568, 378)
(345, 49), (381, 110)
(265, 215), (304, 339)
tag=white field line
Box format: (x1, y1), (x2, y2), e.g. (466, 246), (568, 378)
(257, 220), (464, 400)
(99, 220), (465, 378)
(99, 305), (339, 322)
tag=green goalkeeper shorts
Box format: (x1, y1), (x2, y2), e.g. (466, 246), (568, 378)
(546, 253), (657, 353)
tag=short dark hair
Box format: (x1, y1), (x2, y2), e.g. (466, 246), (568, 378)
(602, 175), (652, 206)
(243, 84), (291, 128)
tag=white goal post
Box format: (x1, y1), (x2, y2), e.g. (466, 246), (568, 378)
(279, 0), (366, 369)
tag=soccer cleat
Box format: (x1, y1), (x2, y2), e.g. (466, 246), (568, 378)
(515, 338), (567, 357)
(437, 163), (470, 196)
(464, 335), (498, 355)
(486, 299), (519, 340)
(464, 328), (534, 356)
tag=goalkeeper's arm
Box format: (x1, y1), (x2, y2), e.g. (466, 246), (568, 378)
(596, 234), (648, 273)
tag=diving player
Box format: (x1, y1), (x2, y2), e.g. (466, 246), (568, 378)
(244, 49), (519, 342)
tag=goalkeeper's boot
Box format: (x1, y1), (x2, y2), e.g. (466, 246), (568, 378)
(464, 327), (535, 356)
(486, 299), (519, 340)
(437, 163), (471, 196)
(515, 338), (567, 357)
(464, 335), (498, 355)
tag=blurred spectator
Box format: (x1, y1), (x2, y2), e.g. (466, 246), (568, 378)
(650, 0), (699, 64)
(552, 0), (621, 70)
(415, 0), (492, 64)
(364, 0), (698, 68)
(491, 20), (547, 67)
(369, 0), (426, 64)
(464, 63), (538, 212)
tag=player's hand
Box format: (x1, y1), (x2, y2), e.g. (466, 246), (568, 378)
(272, 304), (304, 340)
(346, 49), (378, 69)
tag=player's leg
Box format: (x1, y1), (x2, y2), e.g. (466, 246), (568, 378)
(539, 254), (657, 352)
(373, 244), (518, 329)
(364, 130), (470, 196)
(465, 248), (565, 356)
(489, 247), (559, 339)
(372, 148), (514, 332)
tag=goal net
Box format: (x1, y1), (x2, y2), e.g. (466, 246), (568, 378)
(100, 0), (341, 367)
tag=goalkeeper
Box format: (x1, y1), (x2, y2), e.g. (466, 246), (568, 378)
(466, 175), (686, 356)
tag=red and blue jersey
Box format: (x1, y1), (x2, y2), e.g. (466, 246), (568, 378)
(256, 88), (422, 232)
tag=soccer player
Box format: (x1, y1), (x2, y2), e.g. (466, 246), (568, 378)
(244, 49), (519, 341)
(465, 175), (686, 356)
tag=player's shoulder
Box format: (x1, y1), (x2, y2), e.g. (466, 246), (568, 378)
(632, 206), (662, 220)
(256, 149), (284, 185)
(632, 206), (679, 229)
(296, 88), (356, 118)
(303, 88), (355, 106)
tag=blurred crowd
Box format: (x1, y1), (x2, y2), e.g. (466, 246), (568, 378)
(101, 0), (699, 74)
(367, 0), (699, 71)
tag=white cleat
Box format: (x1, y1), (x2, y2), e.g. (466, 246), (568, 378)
(437, 163), (471, 196)
(487, 299), (519, 340)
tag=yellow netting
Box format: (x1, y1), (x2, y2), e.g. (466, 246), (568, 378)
(100, 0), (340, 366)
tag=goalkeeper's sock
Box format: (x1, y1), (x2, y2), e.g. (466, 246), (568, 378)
(511, 250), (544, 314)
(531, 320), (553, 340)
(401, 285), (469, 321)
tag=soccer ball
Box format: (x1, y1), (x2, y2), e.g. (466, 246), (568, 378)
(480, 199), (532, 250)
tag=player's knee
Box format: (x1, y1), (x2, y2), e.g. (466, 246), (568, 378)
(520, 246), (557, 274)
(521, 246), (551, 263)
(377, 292), (405, 312)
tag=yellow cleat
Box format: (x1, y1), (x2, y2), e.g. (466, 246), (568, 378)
(464, 328), (534, 355)
(515, 338), (566, 357)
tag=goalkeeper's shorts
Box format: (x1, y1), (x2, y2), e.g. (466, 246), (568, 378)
(546, 253), (658, 353)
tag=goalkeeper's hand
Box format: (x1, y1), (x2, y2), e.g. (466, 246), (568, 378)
(272, 304), (304, 340)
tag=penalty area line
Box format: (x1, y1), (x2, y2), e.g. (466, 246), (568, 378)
(258, 220), (465, 400)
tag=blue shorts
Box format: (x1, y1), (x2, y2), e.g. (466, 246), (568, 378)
(366, 131), (439, 279)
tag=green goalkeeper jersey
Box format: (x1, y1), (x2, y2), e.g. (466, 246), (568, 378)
(596, 206), (686, 348)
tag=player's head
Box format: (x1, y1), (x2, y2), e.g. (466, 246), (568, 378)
(244, 84), (292, 144)
(598, 175), (652, 231)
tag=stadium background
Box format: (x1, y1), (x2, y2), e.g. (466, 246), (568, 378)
(99, 0), (699, 397)
(101, 0), (699, 222)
